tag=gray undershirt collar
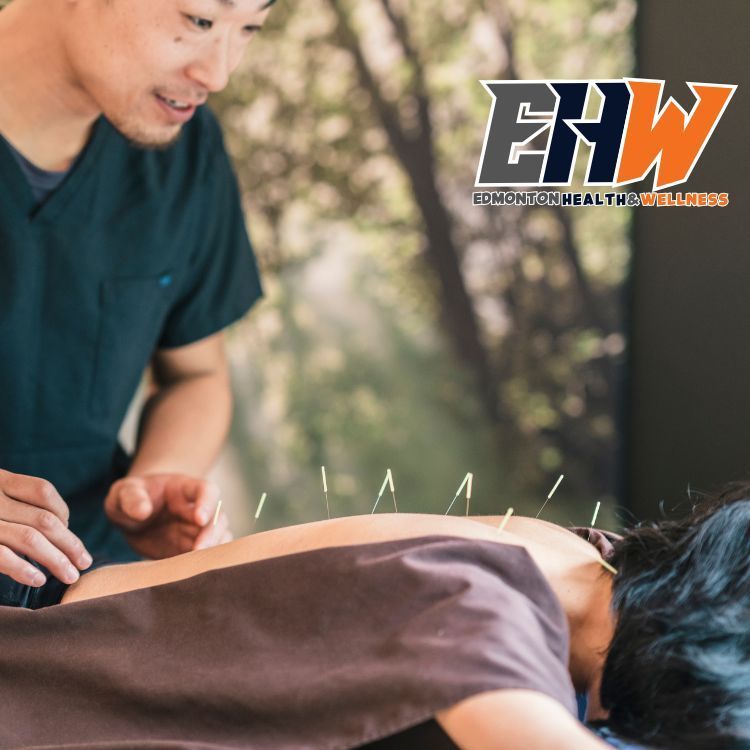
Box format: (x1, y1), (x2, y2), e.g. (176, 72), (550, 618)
(0, 134), (72, 204)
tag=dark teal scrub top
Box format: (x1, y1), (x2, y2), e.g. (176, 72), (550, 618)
(0, 106), (262, 561)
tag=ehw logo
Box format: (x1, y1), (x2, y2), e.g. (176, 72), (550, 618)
(475, 79), (736, 191)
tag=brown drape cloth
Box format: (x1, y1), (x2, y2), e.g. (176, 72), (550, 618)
(0, 535), (576, 749)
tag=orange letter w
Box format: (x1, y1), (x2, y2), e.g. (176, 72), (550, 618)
(615, 79), (735, 190)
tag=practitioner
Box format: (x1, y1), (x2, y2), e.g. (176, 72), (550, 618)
(0, 0), (275, 607)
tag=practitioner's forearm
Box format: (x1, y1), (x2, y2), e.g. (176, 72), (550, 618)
(129, 369), (231, 477)
(127, 332), (233, 477)
(102, 334), (234, 558)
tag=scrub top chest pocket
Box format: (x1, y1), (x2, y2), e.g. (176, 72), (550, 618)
(89, 272), (175, 425)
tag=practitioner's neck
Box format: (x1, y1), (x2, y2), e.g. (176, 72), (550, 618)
(0, 0), (100, 171)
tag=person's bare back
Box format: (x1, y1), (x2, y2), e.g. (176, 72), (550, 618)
(61, 512), (604, 605)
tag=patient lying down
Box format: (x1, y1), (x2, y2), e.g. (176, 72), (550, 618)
(3, 486), (749, 750)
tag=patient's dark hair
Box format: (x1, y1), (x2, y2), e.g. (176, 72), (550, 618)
(601, 483), (750, 749)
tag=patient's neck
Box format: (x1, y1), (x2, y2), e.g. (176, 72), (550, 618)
(564, 567), (613, 696)
(491, 518), (615, 698)
(510, 550), (612, 720)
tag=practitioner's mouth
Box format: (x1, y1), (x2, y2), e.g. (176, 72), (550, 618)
(153, 93), (199, 123)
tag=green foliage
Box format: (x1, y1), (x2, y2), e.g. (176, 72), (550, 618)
(229, 244), (524, 533)
(216, 0), (637, 529)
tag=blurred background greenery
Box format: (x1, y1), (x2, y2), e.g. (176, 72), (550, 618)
(205, 0), (636, 534)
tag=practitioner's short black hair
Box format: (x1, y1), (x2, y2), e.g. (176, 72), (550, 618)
(601, 483), (750, 749)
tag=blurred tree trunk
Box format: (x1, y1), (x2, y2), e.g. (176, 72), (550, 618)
(325, 0), (502, 423)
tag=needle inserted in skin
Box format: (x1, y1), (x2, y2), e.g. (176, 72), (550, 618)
(371, 472), (390, 514)
(445, 472), (472, 515)
(386, 469), (397, 512)
(254, 492), (268, 520)
(212, 499), (222, 527)
(465, 473), (473, 516)
(321, 466), (330, 520)
(497, 507), (514, 534)
(599, 558), (618, 575)
(585, 501), (617, 574)
(536, 473), (564, 518)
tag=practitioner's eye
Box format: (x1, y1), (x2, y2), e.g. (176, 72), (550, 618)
(185, 15), (214, 31)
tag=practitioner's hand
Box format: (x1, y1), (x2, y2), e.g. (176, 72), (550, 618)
(0, 469), (93, 587)
(104, 474), (233, 559)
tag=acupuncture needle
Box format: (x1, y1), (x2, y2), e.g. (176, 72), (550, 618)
(321, 466), (330, 520)
(445, 472), (472, 515)
(536, 473), (564, 518)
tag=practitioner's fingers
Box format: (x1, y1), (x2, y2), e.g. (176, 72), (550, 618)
(129, 517), (200, 556)
(119, 482), (154, 521)
(171, 519), (230, 554)
(192, 479), (221, 527)
(0, 544), (49, 587)
(163, 476), (220, 527)
(104, 477), (161, 530)
(192, 509), (231, 551)
(171, 520), (203, 554)
(0, 521), (84, 585)
(0, 496), (92, 573)
(0, 470), (70, 525)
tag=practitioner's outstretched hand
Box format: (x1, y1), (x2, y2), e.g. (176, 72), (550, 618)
(104, 474), (233, 559)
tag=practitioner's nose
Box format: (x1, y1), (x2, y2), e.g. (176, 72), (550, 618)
(186, 35), (240, 94)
